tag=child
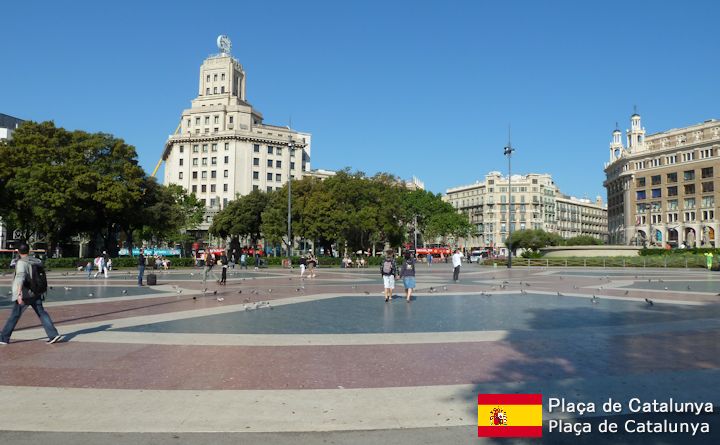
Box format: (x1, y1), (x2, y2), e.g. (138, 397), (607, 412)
(85, 261), (93, 279)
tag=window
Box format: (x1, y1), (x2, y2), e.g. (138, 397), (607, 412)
(221, 73), (225, 80)
(192, 185), (197, 193)
(290, 162), (295, 170)
(702, 181), (714, 193)
(213, 116), (219, 124)
(211, 144), (217, 152)
(224, 170), (228, 178)
(276, 160), (282, 168)
(206, 75), (210, 82)
(666, 172), (677, 183)
(684, 184), (695, 194)
(667, 186), (678, 197)
(702, 210), (715, 220)
(267, 159), (273, 167)
(202, 144), (208, 153)
(213, 74), (217, 81)
(210, 198), (216, 207)
(267, 146), (273, 154)
(667, 199), (678, 211)
(224, 143), (229, 150)
(253, 158), (259, 166)
(684, 198), (696, 209)
(201, 171), (207, 179)
(192, 158), (198, 166)
(636, 190), (646, 200)
(253, 171), (259, 180)
(178, 172), (183, 180)
(223, 184), (228, 192)
(636, 177), (646, 187)
(224, 156), (229, 164)
(221, 86), (225, 93)
(682, 151), (695, 162)
(684, 170), (695, 181)
(202, 158), (207, 166)
(195, 117), (200, 125)
(267, 186), (272, 192)
(179, 159), (184, 166)
(276, 174), (281, 182)
(702, 167), (714, 179)
(214, 127), (218, 133)
(651, 175), (661, 185)
(253, 185), (259, 191)
(201, 185), (207, 193)
(267, 173), (272, 181)
(206, 88), (210, 95)
(192, 144), (199, 153)
(179, 145), (184, 153)
(205, 117), (210, 125)
(192, 171), (198, 179)
(213, 87), (217, 94)
(684, 211), (696, 222)
(702, 196), (715, 208)
(210, 184), (216, 193)
(211, 171), (216, 179)
(667, 213), (678, 223)
(253, 144), (260, 153)
(211, 157), (217, 165)
(276, 147), (282, 156)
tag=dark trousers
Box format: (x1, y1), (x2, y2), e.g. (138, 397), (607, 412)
(1, 299), (59, 342)
(453, 266), (460, 281)
(138, 265), (145, 285)
(221, 268), (227, 284)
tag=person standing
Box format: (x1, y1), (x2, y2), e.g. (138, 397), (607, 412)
(93, 255), (103, 278)
(452, 249), (462, 282)
(427, 253), (433, 266)
(219, 253), (228, 285)
(299, 255), (307, 278)
(202, 250), (220, 288)
(138, 248), (146, 286)
(101, 251), (110, 278)
(307, 254), (317, 278)
(240, 252), (248, 269)
(400, 251), (416, 302)
(254, 252), (260, 270)
(381, 249), (398, 302)
(0, 242), (61, 345)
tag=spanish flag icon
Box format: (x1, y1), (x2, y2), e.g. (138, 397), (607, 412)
(478, 394), (542, 437)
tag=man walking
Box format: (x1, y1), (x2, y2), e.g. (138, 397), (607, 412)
(452, 249), (462, 282)
(138, 248), (146, 286)
(0, 242), (61, 345)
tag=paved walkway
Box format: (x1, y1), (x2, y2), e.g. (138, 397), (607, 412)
(1, 264), (720, 444)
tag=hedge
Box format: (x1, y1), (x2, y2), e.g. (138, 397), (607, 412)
(481, 255), (710, 268)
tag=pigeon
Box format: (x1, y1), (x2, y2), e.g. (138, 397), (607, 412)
(237, 290), (242, 294)
(442, 285), (448, 291)
(525, 283), (531, 287)
(520, 289), (527, 295)
(645, 298), (654, 306)
(429, 287), (436, 293)
(363, 291), (370, 295)
(624, 290), (629, 295)
(49, 286), (53, 290)
(295, 288), (302, 292)
(557, 291), (563, 296)
(64, 287), (72, 291)
(559, 276), (564, 280)
(591, 295), (599, 304)
(687, 285), (692, 291)
(121, 289), (128, 294)
(268, 289), (272, 293)
(216, 297), (224, 302)
(573, 285), (579, 289)
(88, 293), (94, 297)
(351, 285), (357, 289)
(664, 287), (669, 290)
(659, 279), (664, 283)
(213, 290), (218, 295)
(177, 289), (183, 294)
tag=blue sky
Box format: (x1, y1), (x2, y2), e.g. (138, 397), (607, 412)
(2, 1), (718, 199)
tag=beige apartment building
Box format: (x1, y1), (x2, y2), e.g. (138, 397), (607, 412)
(604, 113), (720, 247)
(163, 37), (311, 231)
(445, 172), (607, 253)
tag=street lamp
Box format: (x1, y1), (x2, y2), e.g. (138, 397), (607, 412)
(287, 140), (295, 260)
(504, 138), (515, 268)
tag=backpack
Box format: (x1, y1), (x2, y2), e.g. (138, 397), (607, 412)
(382, 259), (394, 275)
(22, 262), (48, 304)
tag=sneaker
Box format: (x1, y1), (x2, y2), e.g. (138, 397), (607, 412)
(47, 335), (62, 344)
(0, 340), (8, 345)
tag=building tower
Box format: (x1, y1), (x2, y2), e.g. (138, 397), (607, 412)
(163, 36), (312, 235)
(609, 123), (624, 162)
(626, 109), (646, 152)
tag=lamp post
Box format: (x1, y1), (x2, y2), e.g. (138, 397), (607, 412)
(287, 141), (295, 260)
(504, 140), (515, 268)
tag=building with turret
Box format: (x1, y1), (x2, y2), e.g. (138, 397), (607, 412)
(163, 37), (311, 232)
(604, 112), (720, 246)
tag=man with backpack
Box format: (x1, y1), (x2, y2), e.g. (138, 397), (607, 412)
(0, 242), (61, 345)
(381, 249), (398, 302)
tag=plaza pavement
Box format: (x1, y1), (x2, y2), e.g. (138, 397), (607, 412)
(1, 263), (720, 444)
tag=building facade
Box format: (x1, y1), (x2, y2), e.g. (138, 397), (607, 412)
(445, 172), (607, 252)
(163, 37), (311, 231)
(0, 113), (24, 141)
(604, 113), (720, 247)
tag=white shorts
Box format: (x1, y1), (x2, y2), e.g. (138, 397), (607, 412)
(383, 275), (395, 289)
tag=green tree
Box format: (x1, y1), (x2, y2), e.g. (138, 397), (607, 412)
(564, 235), (603, 246)
(505, 229), (562, 254)
(210, 189), (269, 246)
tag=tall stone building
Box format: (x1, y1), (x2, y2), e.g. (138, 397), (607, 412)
(604, 113), (720, 247)
(445, 172), (607, 253)
(163, 37), (311, 231)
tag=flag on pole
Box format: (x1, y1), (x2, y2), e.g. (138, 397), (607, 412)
(478, 394), (542, 437)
